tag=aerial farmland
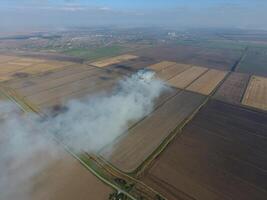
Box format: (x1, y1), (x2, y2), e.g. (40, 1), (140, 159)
(0, 27), (267, 200)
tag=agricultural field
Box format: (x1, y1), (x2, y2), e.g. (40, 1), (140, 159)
(63, 45), (126, 60)
(106, 56), (157, 75)
(156, 63), (190, 81)
(167, 66), (208, 89)
(1, 28), (267, 200)
(29, 154), (113, 200)
(0, 55), (18, 63)
(90, 54), (138, 68)
(0, 55), (73, 82)
(242, 75), (267, 111)
(237, 47), (267, 76)
(214, 72), (250, 104)
(187, 69), (228, 95)
(148, 61), (177, 72)
(4, 64), (121, 111)
(134, 44), (243, 70)
(101, 91), (206, 172)
(142, 100), (267, 200)
(0, 130), (113, 200)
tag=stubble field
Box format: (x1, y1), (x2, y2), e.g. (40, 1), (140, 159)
(242, 75), (267, 111)
(101, 91), (206, 172)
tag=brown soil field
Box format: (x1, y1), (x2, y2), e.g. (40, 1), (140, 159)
(0, 139), (112, 200)
(90, 54), (138, 67)
(167, 66), (208, 89)
(187, 69), (228, 95)
(134, 45), (242, 70)
(101, 91), (206, 172)
(156, 63), (190, 81)
(142, 100), (267, 200)
(28, 154), (113, 200)
(214, 72), (250, 104)
(148, 61), (177, 72)
(242, 75), (267, 111)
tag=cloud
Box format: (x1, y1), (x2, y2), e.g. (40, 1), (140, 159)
(99, 7), (112, 11)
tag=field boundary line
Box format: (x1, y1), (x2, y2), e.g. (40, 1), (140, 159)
(135, 70), (231, 177)
(171, 66), (209, 90)
(98, 88), (182, 154)
(134, 94), (210, 177)
(234, 46), (248, 72)
(239, 74), (252, 104)
(1, 85), (139, 200)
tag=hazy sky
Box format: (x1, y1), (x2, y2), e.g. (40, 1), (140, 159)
(0, 0), (267, 31)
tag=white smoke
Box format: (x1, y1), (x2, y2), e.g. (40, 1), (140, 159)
(0, 70), (167, 199)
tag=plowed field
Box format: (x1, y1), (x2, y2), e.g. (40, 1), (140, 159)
(142, 100), (267, 200)
(214, 72), (250, 104)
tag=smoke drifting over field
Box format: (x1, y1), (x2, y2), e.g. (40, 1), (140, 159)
(0, 70), (167, 199)
(45, 70), (167, 152)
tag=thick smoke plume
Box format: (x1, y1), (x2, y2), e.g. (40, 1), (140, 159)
(0, 70), (167, 199)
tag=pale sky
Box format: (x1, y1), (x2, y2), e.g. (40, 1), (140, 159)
(0, 0), (267, 31)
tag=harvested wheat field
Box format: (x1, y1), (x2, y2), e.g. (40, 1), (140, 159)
(14, 57), (45, 63)
(38, 80), (118, 111)
(156, 63), (190, 81)
(14, 66), (99, 96)
(0, 55), (73, 82)
(167, 66), (208, 89)
(242, 75), (267, 111)
(148, 61), (177, 72)
(142, 100), (267, 200)
(13, 62), (71, 75)
(101, 91), (206, 172)
(25, 71), (119, 107)
(4, 64), (122, 110)
(90, 54), (138, 67)
(6, 64), (95, 89)
(0, 55), (18, 63)
(214, 72), (250, 104)
(0, 63), (26, 74)
(187, 69), (228, 95)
